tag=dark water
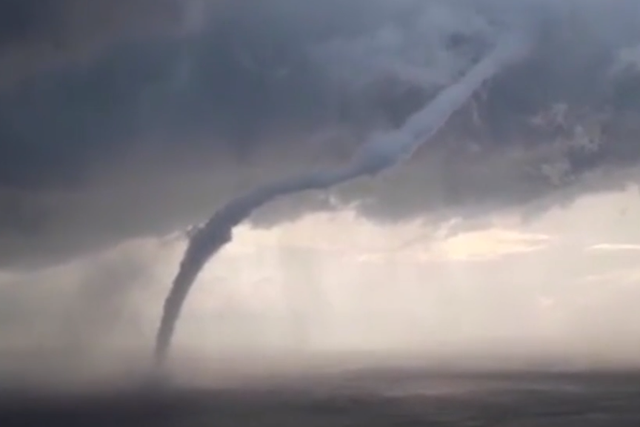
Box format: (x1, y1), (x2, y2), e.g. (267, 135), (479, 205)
(2, 370), (640, 426)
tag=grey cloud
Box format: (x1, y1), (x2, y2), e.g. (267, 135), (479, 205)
(0, 0), (640, 269)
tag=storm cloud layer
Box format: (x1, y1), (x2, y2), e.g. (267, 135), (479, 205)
(1, 0), (640, 269)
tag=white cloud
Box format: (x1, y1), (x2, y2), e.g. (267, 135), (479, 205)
(426, 228), (552, 261)
(587, 243), (640, 252)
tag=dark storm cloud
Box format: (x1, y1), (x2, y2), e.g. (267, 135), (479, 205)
(1, 0), (640, 269)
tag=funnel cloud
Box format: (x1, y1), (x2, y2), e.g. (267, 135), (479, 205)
(154, 33), (532, 364)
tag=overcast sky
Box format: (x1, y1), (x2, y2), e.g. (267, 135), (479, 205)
(1, 0), (640, 383)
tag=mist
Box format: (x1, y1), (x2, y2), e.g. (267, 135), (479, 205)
(171, 192), (640, 372)
(0, 239), (165, 389)
(2, 187), (640, 391)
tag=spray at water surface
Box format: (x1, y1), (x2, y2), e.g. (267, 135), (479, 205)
(154, 32), (533, 367)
